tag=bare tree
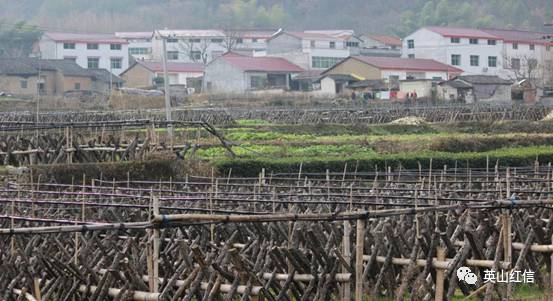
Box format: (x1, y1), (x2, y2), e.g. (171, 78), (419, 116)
(222, 29), (244, 52)
(503, 53), (540, 85)
(178, 38), (212, 64)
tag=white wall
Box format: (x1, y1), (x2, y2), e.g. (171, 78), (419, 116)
(152, 34), (227, 64)
(203, 59), (246, 93)
(381, 70), (450, 80)
(320, 77), (336, 94)
(402, 27), (553, 86)
(39, 37), (129, 75)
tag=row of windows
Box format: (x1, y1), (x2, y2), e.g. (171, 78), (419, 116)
(311, 56), (342, 69)
(451, 54), (498, 67)
(129, 47), (151, 55)
(167, 38), (227, 44)
(167, 51), (203, 61)
(450, 38), (497, 45)
(82, 57), (122, 69)
(63, 43), (122, 50)
(408, 38), (548, 51)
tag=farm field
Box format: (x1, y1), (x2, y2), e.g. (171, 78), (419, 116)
(3, 106), (553, 300)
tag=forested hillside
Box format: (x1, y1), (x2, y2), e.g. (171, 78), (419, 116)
(0, 0), (552, 36)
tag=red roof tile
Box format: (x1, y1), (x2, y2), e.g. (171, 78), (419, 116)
(425, 27), (498, 39)
(136, 61), (204, 73)
(481, 28), (552, 45)
(351, 56), (463, 73)
(364, 34), (402, 47)
(45, 32), (128, 44)
(220, 53), (304, 72)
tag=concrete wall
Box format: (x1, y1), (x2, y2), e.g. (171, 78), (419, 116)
(39, 36), (129, 75)
(474, 84), (511, 103)
(324, 58), (381, 80)
(62, 76), (92, 92)
(267, 33), (302, 54)
(121, 64), (154, 88)
(0, 75), (40, 97)
(399, 80), (433, 98)
(203, 58), (246, 93)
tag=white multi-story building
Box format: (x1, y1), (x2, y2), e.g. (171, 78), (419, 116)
(38, 32), (129, 75)
(115, 32), (154, 61)
(402, 27), (553, 87)
(152, 29), (276, 64)
(266, 30), (362, 70)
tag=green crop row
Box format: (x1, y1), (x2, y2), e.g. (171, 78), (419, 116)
(212, 146), (553, 177)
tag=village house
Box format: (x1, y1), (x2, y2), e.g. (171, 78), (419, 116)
(120, 60), (204, 91)
(203, 52), (304, 94)
(266, 30), (362, 70)
(37, 32), (129, 76)
(319, 56), (462, 95)
(0, 58), (121, 97)
(438, 75), (513, 103)
(152, 30), (229, 64)
(115, 32), (154, 61)
(402, 26), (553, 89)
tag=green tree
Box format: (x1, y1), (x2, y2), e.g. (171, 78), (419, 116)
(0, 21), (42, 58)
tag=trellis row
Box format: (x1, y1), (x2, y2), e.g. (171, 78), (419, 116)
(1, 165), (553, 299)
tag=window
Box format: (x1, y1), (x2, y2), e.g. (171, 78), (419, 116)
(63, 56), (77, 62)
(63, 43), (75, 49)
(129, 47), (151, 55)
(87, 43), (99, 50)
(408, 54), (415, 58)
(311, 56), (342, 69)
(512, 43), (518, 49)
(488, 39), (497, 45)
(451, 37), (460, 43)
(211, 38), (223, 43)
(329, 41), (336, 49)
(407, 39), (414, 49)
(451, 54), (461, 66)
(191, 51), (202, 61)
(470, 55), (479, 66)
(110, 58), (122, 69)
(346, 41), (359, 47)
(310, 40), (315, 48)
(488, 56), (497, 67)
(74, 83), (81, 90)
(20, 80), (27, 89)
(432, 77), (443, 81)
(189, 38), (201, 43)
(110, 44), (122, 50)
(167, 38), (178, 43)
(250, 75), (267, 89)
(87, 57), (99, 69)
(167, 51), (179, 60)
(236, 38), (243, 44)
(511, 58), (521, 70)
(252, 38), (258, 42)
(469, 38), (478, 44)
(529, 44), (535, 50)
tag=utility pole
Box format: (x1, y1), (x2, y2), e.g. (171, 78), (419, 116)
(160, 31), (173, 139)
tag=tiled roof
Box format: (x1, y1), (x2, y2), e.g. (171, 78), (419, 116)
(424, 27), (498, 39)
(363, 34), (402, 46)
(86, 69), (124, 83)
(424, 26), (553, 45)
(457, 75), (513, 85)
(480, 28), (552, 45)
(156, 29), (225, 38)
(136, 60), (204, 73)
(44, 32), (127, 44)
(0, 58), (91, 77)
(351, 56), (463, 72)
(220, 53), (304, 72)
(115, 32), (154, 39)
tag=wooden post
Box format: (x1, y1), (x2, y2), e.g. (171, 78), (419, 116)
(355, 218), (365, 301)
(435, 247), (446, 301)
(502, 212), (512, 300)
(149, 195), (160, 292)
(342, 221), (351, 301)
(33, 278), (42, 301)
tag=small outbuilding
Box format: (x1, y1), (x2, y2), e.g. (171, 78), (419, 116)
(203, 52), (304, 94)
(438, 75), (512, 103)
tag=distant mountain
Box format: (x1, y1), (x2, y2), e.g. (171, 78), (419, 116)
(0, 0), (551, 37)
